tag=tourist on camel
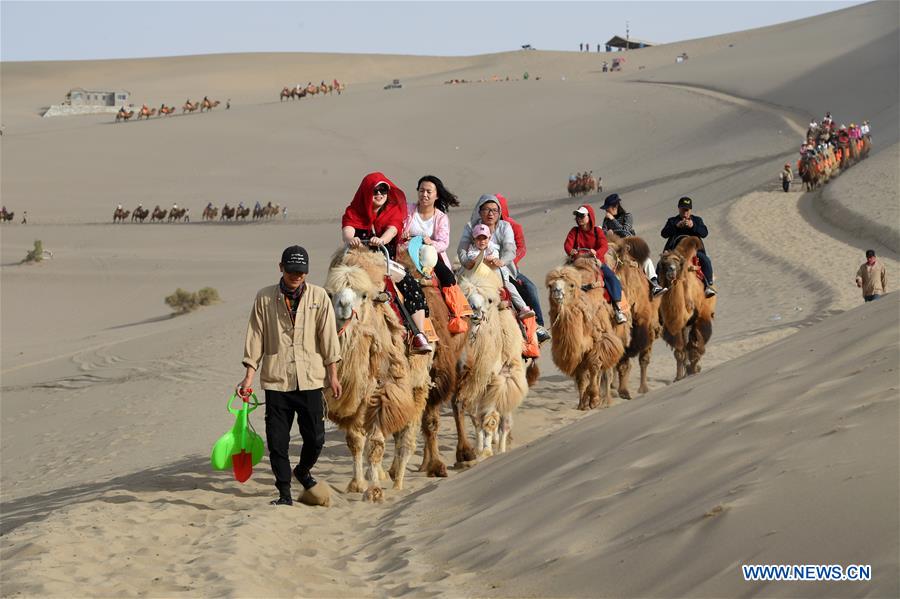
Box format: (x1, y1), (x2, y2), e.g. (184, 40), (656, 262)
(661, 196), (716, 297)
(563, 204), (628, 324)
(462, 224), (535, 322)
(399, 174), (473, 334)
(342, 172), (433, 354)
(495, 193), (551, 343)
(600, 193), (667, 297)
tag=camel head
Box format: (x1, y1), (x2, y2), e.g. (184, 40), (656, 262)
(546, 267), (582, 307)
(325, 263), (379, 329)
(458, 267), (503, 326)
(659, 237), (702, 285)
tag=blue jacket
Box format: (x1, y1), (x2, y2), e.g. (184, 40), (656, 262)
(661, 214), (708, 251)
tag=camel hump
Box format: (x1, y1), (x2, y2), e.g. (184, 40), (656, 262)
(623, 236), (651, 264)
(676, 236), (704, 257)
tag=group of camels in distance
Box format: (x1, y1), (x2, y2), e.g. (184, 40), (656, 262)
(567, 170), (602, 196)
(115, 97), (224, 122)
(280, 79), (345, 101)
(112, 201), (283, 223)
(797, 119), (872, 191)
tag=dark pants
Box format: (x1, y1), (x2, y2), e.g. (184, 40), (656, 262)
(511, 272), (544, 326)
(265, 388), (325, 497)
(599, 263), (622, 303)
(864, 294), (881, 302)
(697, 250), (713, 286)
(434, 258), (457, 288)
(782, 179), (790, 192)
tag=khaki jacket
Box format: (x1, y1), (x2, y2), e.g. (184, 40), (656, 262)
(243, 283), (341, 391)
(856, 260), (886, 297)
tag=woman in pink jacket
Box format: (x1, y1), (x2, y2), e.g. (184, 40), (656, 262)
(401, 175), (472, 333)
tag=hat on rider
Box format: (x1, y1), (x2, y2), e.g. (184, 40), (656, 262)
(601, 194), (621, 210)
(472, 223), (491, 238)
(573, 206), (590, 218)
(677, 196), (693, 209)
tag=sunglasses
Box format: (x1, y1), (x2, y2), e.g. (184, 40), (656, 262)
(373, 187), (389, 196)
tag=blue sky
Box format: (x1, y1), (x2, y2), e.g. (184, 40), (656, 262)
(1, 1), (865, 62)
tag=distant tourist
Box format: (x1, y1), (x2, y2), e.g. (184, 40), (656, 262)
(780, 164), (793, 192)
(855, 249), (886, 302)
(226, 99), (231, 110)
(21, 211), (27, 225)
(579, 43), (584, 51)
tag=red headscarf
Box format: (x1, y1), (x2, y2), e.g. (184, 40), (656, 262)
(342, 172), (407, 237)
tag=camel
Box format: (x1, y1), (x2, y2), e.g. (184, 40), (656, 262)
(394, 241), (468, 476)
(545, 255), (629, 410)
(306, 83), (319, 96)
(566, 172), (598, 197)
(115, 110), (134, 123)
(325, 247), (430, 500)
(131, 207), (149, 222)
(798, 155), (824, 191)
(657, 237), (716, 381)
(200, 98), (220, 112)
(202, 205), (218, 220)
(158, 104), (175, 116)
(136, 107), (156, 120)
(456, 266), (531, 459)
(280, 87), (293, 102)
(235, 206), (250, 220)
(182, 100), (199, 114)
(1, 210), (15, 222)
(168, 207), (188, 222)
(605, 233), (661, 398)
(113, 208), (130, 223)
(150, 207), (168, 223)
(220, 204), (235, 221)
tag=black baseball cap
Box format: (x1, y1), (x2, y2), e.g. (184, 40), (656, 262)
(677, 196), (693, 209)
(281, 245), (309, 273)
(865, 249), (876, 258)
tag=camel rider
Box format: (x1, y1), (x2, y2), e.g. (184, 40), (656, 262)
(861, 120), (870, 138)
(563, 204), (628, 324)
(117, 204), (123, 211)
(661, 196), (716, 297)
(496, 193), (551, 344)
(569, 173), (577, 182)
(600, 194), (666, 297)
(342, 172), (433, 354)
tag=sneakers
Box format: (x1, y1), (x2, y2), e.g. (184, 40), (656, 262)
(293, 466), (318, 490)
(704, 285), (717, 297)
(650, 279), (667, 297)
(517, 306), (536, 320)
(270, 496), (293, 506)
(410, 333), (434, 354)
(614, 310), (628, 324)
(536, 326), (551, 344)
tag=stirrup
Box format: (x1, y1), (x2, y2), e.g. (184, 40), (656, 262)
(373, 291), (391, 303)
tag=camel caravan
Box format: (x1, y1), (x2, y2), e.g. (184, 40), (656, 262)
(0, 207), (15, 223)
(567, 171), (602, 197)
(114, 97), (221, 122)
(280, 79), (345, 101)
(797, 113), (872, 191)
(112, 204), (189, 223)
(112, 201), (287, 223)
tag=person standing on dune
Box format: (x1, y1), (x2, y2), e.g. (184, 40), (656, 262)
(856, 249), (886, 302)
(238, 245), (342, 506)
(780, 164), (793, 192)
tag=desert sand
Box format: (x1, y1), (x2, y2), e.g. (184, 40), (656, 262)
(1, 1), (898, 597)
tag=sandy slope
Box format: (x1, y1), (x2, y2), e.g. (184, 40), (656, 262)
(1, 2), (898, 597)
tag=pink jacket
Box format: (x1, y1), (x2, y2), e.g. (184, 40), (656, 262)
(402, 203), (452, 267)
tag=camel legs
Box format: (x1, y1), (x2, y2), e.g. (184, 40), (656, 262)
(477, 409), (500, 459)
(595, 368), (613, 409)
(419, 402), (448, 477)
(638, 347), (653, 394)
(452, 396), (477, 466)
(616, 358), (634, 400)
(389, 420), (418, 490)
(575, 368), (592, 410)
(363, 428), (386, 503)
(498, 414), (513, 453)
(346, 427), (366, 494)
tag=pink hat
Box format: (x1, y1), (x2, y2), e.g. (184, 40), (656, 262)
(472, 223), (490, 238)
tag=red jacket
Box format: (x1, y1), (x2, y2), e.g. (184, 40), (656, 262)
(564, 204), (608, 257)
(341, 172), (406, 237)
(496, 194), (526, 266)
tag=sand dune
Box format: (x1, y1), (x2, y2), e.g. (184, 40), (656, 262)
(1, 2), (898, 597)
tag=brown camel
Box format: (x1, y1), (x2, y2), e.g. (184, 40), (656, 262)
(200, 98), (220, 112)
(394, 243), (468, 476)
(457, 266), (531, 458)
(280, 87), (292, 102)
(201, 205), (218, 220)
(115, 110), (134, 123)
(220, 204), (235, 220)
(131, 207), (148, 222)
(605, 233), (661, 398)
(546, 255), (629, 409)
(136, 107), (156, 120)
(326, 247), (432, 500)
(182, 100), (199, 114)
(657, 237), (716, 380)
(150, 207), (167, 222)
(158, 104), (175, 116)
(112, 208), (130, 223)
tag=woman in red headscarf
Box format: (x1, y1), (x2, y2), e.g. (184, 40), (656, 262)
(341, 172), (433, 353)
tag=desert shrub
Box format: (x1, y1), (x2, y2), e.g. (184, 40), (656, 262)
(197, 287), (220, 306)
(22, 240), (44, 263)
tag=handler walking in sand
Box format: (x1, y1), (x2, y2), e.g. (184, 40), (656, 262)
(238, 245), (342, 506)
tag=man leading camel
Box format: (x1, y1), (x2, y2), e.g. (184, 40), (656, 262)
(661, 196), (716, 297)
(238, 245), (342, 506)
